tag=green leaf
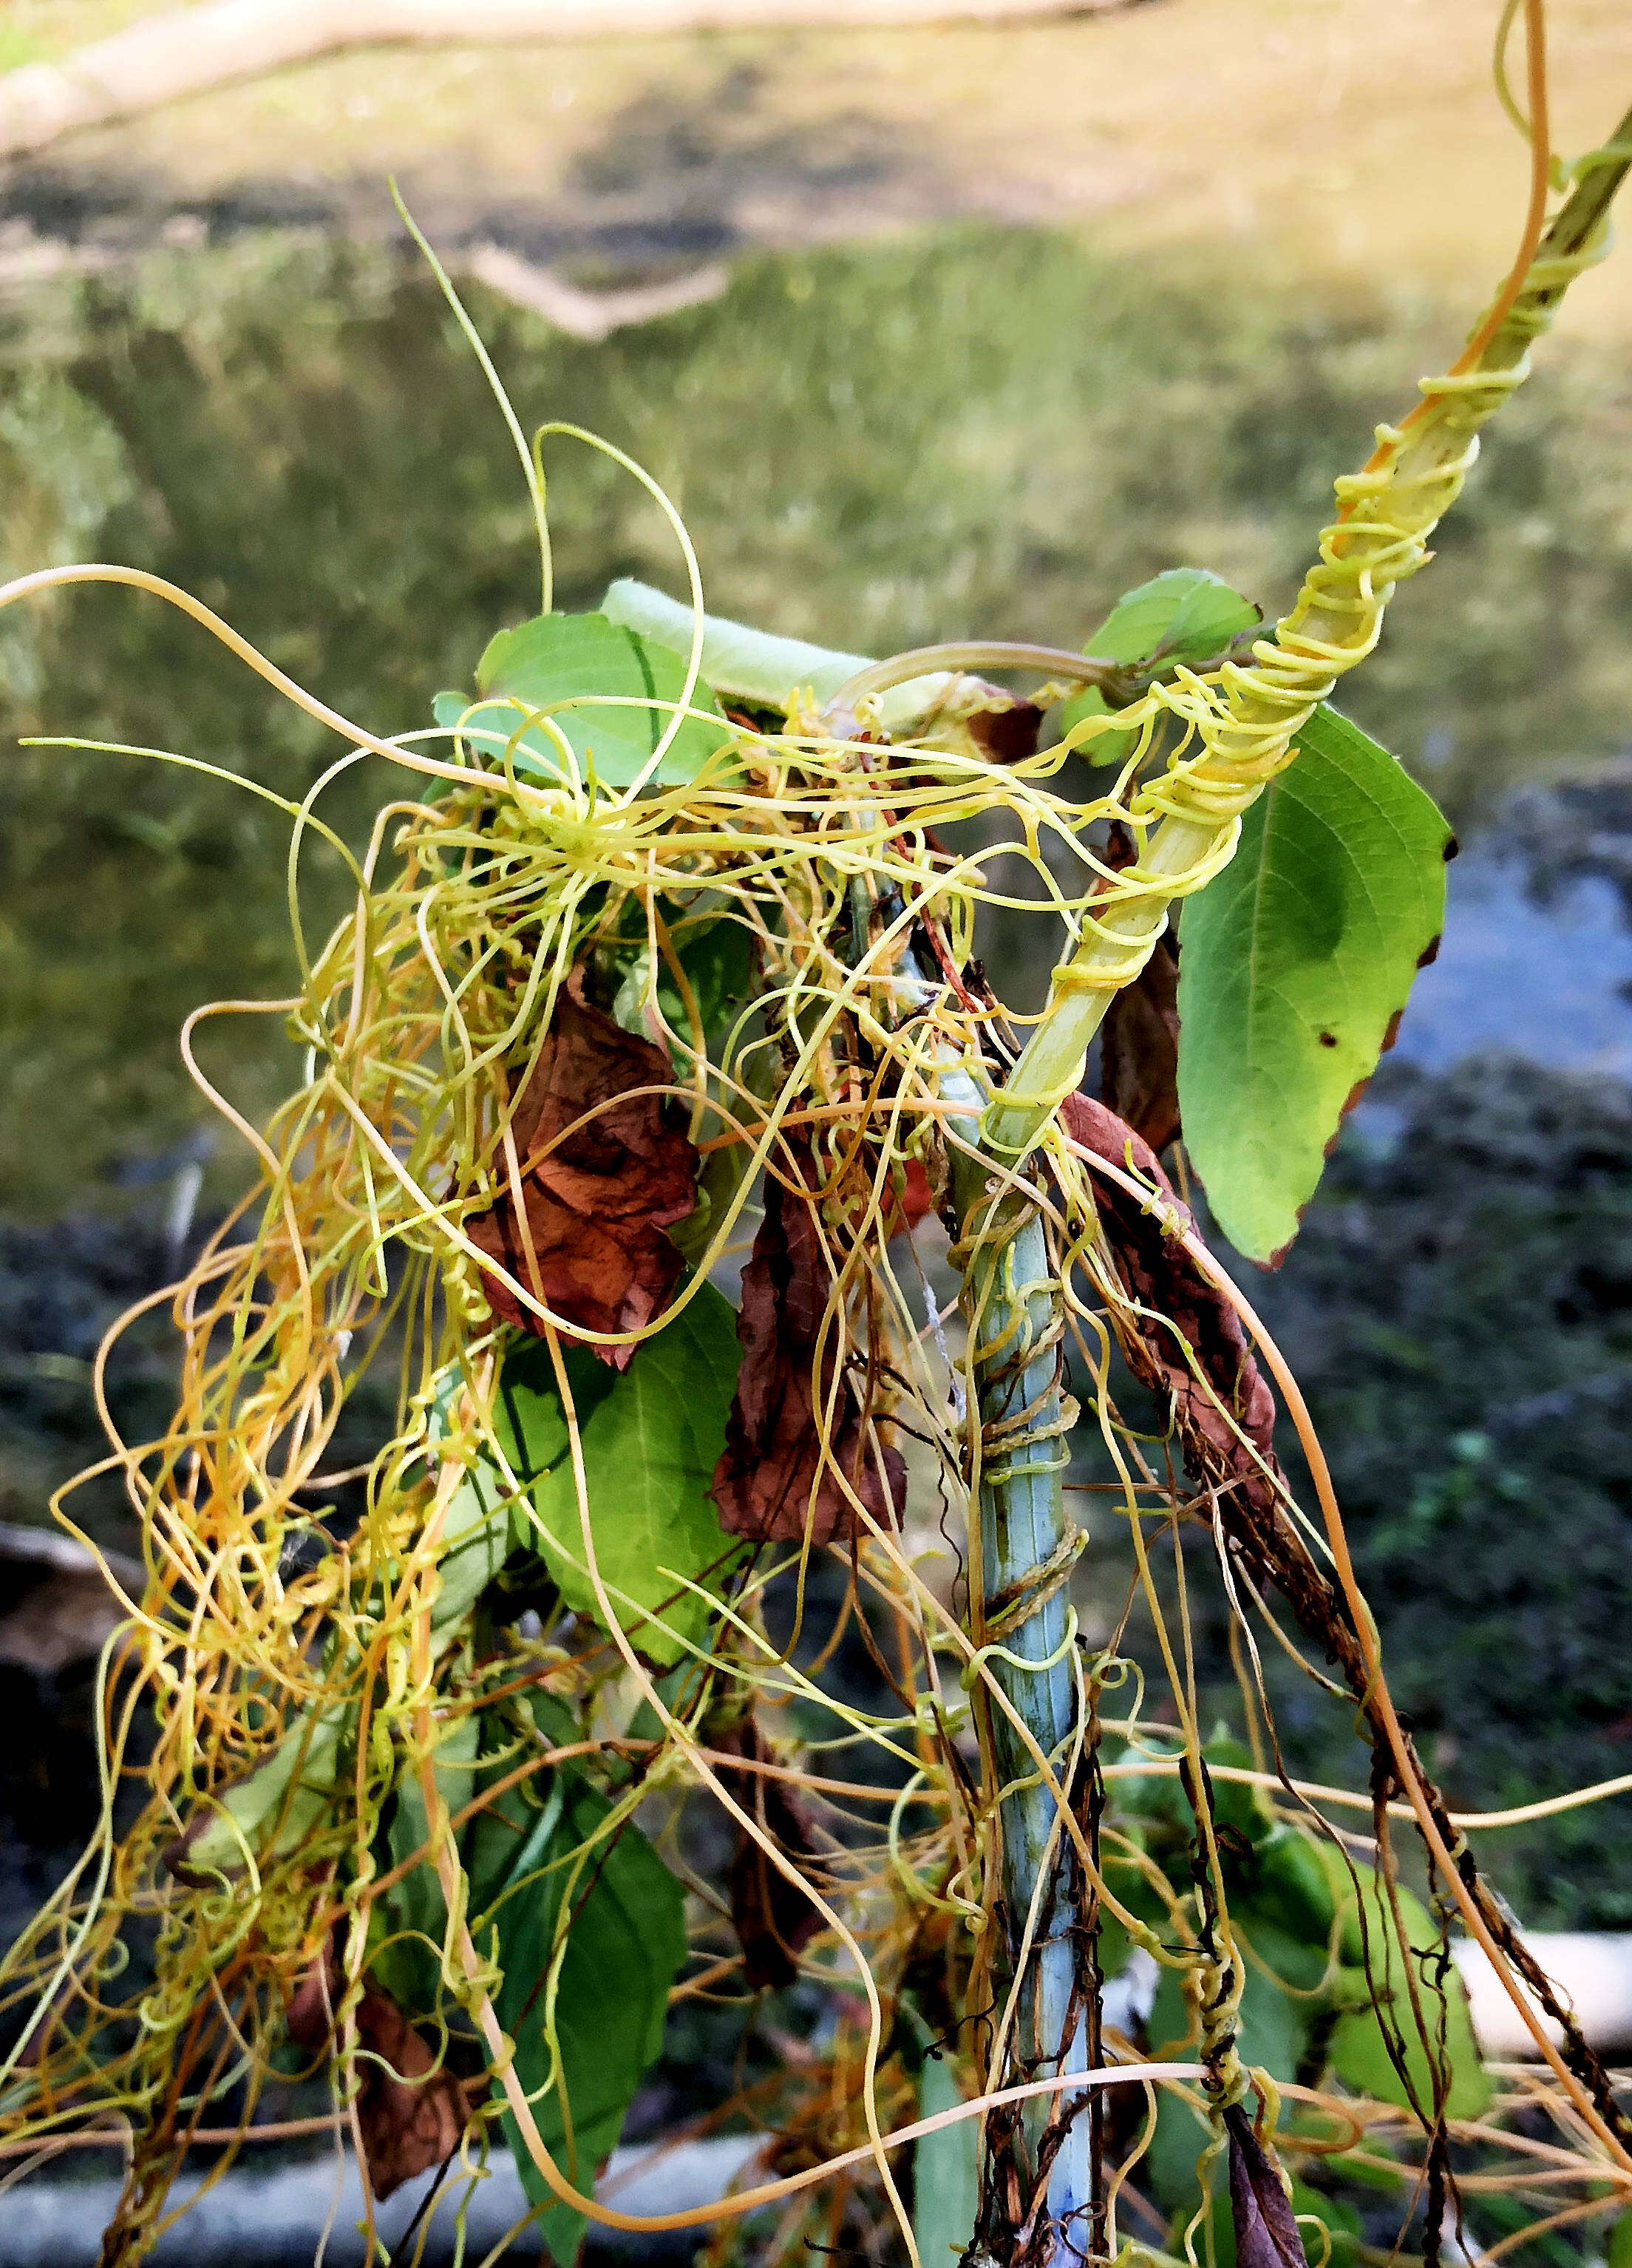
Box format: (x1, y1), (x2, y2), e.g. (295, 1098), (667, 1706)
(1291, 1850), (1490, 2119)
(1176, 704), (1452, 1262)
(175, 1692), (348, 1881)
(1236, 1829), (1341, 1961)
(1089, 568), (1262, 672)
(436, 609), (734, 788)
(914, 2051), (981, 2265)
(1059, 568), (1260, 764)
(1325, 1991), (1488, 2122)
(488, 1770), (687, 2263)
(474, 1278), (743, 1666)
(369, 1692), (684, 2262)
(1606, 2205), (1632, 2268)
(369, 1708), (486, 2009)
(601, 577), (973, 736)
(1325, 1875), (1489, 2120)
(1112, 1731), (1270, 1850)
(609, 909), (755, 1050)
(426, 1405), (519, 1637)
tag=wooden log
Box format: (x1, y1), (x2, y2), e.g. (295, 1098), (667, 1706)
(0, 0), (1148, 163)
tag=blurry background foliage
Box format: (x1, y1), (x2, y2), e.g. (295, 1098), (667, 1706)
(6, 227), (1632, 1215)
(3, 221), (1632, 1932)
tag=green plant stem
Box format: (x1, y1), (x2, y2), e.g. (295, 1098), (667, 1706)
(942, 1059), (1095, 2260)
(986, 109), (1632, 1173)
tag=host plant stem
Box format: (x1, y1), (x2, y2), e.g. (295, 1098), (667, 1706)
(917, 121), (1632, 2259)
(988, 113), (1632, 1172)
(945, 1060), (1095, 2258)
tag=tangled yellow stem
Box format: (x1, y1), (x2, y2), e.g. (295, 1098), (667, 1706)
(986, 106), (1632, 1161)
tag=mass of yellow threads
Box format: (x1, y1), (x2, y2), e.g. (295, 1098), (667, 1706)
(0, 633), (1526, 2254)
(0, 661), (1179, 2258)
(2, 40), (1632, 2264)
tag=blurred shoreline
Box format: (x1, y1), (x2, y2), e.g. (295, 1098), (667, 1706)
(2, 0), (1632, 333)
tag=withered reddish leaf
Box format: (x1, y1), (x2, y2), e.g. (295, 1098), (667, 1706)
(710, 1141), (904, 1543)
(285, 1947), (338, 2052)
(286, 1950), (474, 2199)
(1060, 1091), (1276, 1511)
(1095, 821), (1181, 1155)
(888, 1155), (936, 1235)
(1101, 932), (1181, 1155)
(715, 1717), (826, 1989)
(354, 1986), (473, 2199)
(466, 971), (697, 1369)
(967, 701), (1044, 764)
(1226, 2105), (1307, 2268)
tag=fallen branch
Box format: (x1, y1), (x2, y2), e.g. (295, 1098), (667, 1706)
(0, 0), (1152, 164)
(465, 246), (729, 342)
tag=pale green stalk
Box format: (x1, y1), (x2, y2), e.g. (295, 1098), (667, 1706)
(918, 123), (1632, 2264)
(939, 1059), (1097, 2259)
(987, 120), (1632, 1169)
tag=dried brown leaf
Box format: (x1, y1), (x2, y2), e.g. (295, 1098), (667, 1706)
(710, 1140), (904, 1543)
(966, 701), (1044, 764)
(714, 1717), (826, 1989)
(466, 970), (697, 1368)
(353, 1986), (474, 2199)
(1060, 1091), (1276, 1510)
(1094, 820), (1180, 1155)
(1101, 932), (1181, 1155)
(1226, 2105), (1307, 2268)
(286, 1951), (475, 2200)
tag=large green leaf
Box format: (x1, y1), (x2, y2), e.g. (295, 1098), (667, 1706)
(435, 609), (734, 788)
(1325, 1876), (1489, 2120)
(1059, 567), (1261, 764)
(492, 1774), (687, 2264)
(1176, 704), (1452, 1262)
(474, 1278), (743, 1666)
(1327, 1989), (1489, 2123)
